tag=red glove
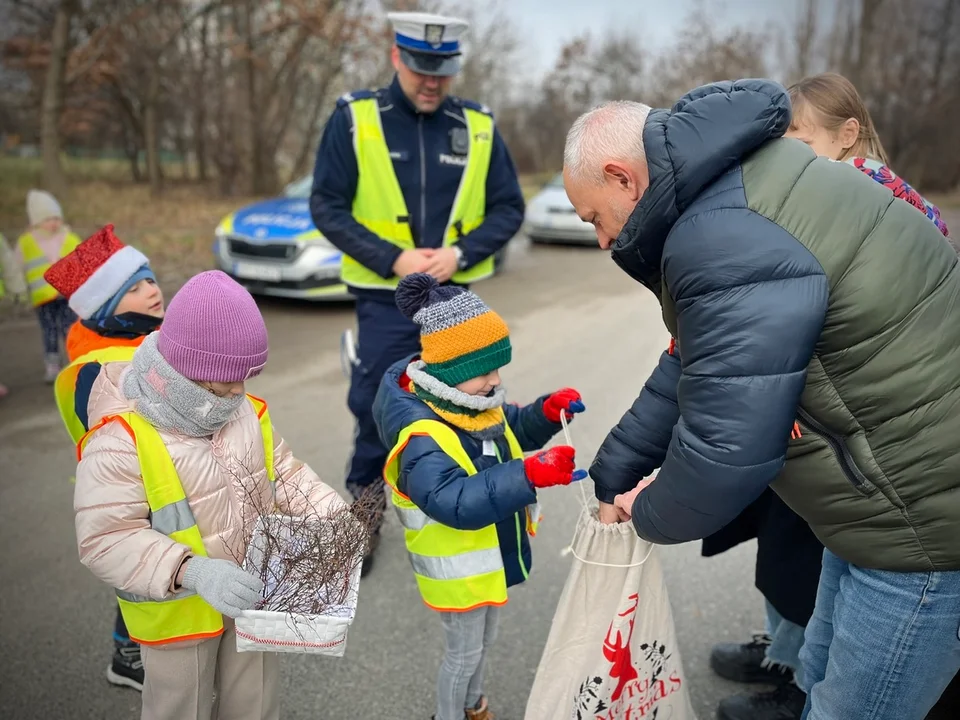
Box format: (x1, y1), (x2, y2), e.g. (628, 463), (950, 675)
(524, 446), (587, 488)
(542, 388), (585, 423)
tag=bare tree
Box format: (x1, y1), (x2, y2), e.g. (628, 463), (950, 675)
(40, 0), (75, 198)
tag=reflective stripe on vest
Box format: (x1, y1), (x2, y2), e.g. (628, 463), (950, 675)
(19, 232), (81, 307)
(54, 346), (139, 443)
(342, 98), (495, 290)
(77, 395), (276, 645)
(383, 414), (536, 612)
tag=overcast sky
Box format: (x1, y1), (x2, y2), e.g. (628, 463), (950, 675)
(502, 0), (823, 79)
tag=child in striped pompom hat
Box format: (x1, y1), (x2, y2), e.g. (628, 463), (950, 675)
(374, 272), (587, 720)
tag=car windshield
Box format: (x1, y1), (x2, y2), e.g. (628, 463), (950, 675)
(283, 175), (312, 198)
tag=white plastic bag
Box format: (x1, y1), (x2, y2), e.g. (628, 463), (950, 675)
(524, 510), (696, 720)
(234, 514), (362, 655)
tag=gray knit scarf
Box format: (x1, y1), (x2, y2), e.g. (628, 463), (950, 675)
(122, 332), (246, 437)
(406, 359), (507, 441)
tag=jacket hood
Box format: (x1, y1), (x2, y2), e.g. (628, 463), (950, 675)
(611, 79), (792, 289)
(87, 361), (136, 428)
(373, 355), (442, 450)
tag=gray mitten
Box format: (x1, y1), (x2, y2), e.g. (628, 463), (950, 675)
(181, 556), (264, 618)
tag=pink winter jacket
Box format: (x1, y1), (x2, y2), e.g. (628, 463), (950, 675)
(75, 363), (347, 620)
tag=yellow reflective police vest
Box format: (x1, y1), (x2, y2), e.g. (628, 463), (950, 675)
(383, 414), (541, 612)
(54, 345), (140, 443)
(343, 97), (495, 290)
(18, 231), (82, 307)
(77, 395), (276, 646)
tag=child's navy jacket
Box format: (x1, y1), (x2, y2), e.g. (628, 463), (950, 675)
(373, 356), (562, 587)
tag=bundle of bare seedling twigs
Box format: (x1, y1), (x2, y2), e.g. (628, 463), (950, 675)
(224, 454), (384, 621)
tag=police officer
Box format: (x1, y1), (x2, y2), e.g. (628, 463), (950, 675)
(310, 12), (525, 574)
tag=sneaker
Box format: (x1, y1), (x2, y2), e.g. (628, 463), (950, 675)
(106, 641), (144, 691)
(709, 633), (792, 684)
(717, 683), (806, 720)
(43, 354), (61, 384)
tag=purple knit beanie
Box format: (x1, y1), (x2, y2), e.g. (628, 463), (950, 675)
(157, 270), (268, 382)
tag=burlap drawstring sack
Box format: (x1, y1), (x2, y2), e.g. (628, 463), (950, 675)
(524, 415), (697, 720)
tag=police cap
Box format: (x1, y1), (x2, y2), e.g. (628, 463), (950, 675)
(387, 12), (469, 77)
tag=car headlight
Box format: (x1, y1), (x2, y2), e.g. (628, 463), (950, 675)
(300, 235), (333, 249)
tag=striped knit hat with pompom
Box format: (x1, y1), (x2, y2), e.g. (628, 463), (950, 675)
(395, 273), (511, 385)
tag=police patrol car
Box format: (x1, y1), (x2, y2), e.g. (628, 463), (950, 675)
(212, 175), (349, 301)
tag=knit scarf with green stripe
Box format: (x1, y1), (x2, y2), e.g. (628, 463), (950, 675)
(406, 359), (506, 440)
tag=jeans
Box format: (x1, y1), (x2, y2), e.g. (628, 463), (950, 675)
(36, 297), (75, 356)
(765, 599), (806, 686)
(799, 549), (960, 720)
(437, 605), (500, 720)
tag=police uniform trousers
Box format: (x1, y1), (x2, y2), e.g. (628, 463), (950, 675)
(140, 618), (279, 720)
(346, 297), (421, 499)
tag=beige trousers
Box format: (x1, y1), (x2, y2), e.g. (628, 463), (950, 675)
(140, 619), (280, 720)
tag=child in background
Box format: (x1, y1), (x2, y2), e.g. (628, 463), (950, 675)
(15, 190), (83, 382)
(373, 273), (586, 720)
(75, 270), (347, 720)
(787, 72), (950, 237)
(43, 224), (165, 692)
(0, 232), (28, 399)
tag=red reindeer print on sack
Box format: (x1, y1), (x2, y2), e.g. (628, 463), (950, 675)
(603, 593), (640, 702)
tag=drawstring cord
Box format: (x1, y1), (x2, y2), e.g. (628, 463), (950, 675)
(557, 411), (655, 568)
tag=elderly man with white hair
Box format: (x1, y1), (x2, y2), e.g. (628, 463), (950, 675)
(562, 79), (960, 720)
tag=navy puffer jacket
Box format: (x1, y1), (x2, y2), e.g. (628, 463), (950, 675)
(589, 80), (817, 543)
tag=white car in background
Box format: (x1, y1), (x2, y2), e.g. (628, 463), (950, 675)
(524, 173), (597, 246)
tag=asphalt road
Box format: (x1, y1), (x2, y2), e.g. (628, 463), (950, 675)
(0, 236), (763, 720)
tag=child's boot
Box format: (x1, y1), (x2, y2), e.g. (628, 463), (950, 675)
(465, 697), (494, 720)
(106, 639), (144, 691)
(43, 353), (61, 383)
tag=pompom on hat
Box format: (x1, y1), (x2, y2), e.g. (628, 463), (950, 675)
(396, 273), (511, 386)
(157, 270), (268, 383)
(43, 224), (152, 320)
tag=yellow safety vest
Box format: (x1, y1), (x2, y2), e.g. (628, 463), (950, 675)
(77, 395), (276, 646)
(18, 231), (82, 307)
(383, 414), (541, 612)
(343, 97), (495, 290)
(54, 345), (140, 443)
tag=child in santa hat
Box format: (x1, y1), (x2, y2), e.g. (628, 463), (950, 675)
(15, 190), (83, 382)
(43, 223), (165, 693)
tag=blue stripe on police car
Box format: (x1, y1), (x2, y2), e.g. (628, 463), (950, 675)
(232, 198), (314, 241)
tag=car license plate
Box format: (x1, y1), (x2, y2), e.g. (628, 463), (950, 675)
(234, 262), (282, 283)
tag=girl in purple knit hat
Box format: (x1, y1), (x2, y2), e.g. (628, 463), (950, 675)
(74, 270), (348, 720)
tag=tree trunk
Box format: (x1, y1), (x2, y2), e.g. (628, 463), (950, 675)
(145, 70), (163, 196)
(40, 0), (75, 199)
(195, 12), (210, 182)
(123, 124), (142, 182)
(793, 0), (818, 82)
(239, 0), (263, 195)
(853, 0), (881, 87)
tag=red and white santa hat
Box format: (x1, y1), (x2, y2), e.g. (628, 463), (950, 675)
(44, 224), (151, 320)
